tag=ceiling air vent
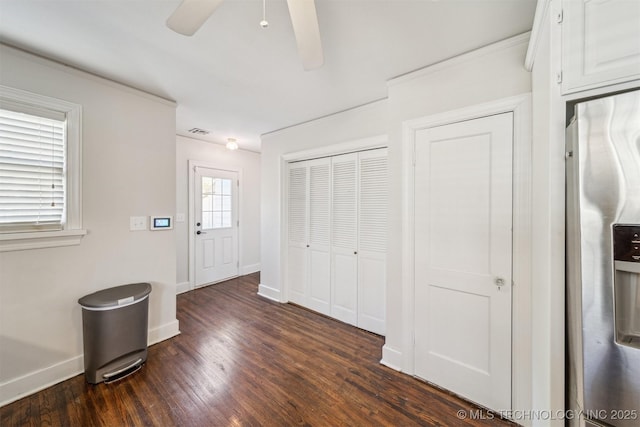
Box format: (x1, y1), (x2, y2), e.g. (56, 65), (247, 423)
(188, 128), (210, 135)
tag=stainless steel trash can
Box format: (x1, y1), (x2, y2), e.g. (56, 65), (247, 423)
(78, 282), (152, 384)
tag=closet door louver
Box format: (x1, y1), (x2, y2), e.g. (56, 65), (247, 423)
(307, 158), (331, 314)
(358, 149), (388, 335)
(287, 162), (308, 305)
(309, 162), (330, 247)
(358, 154), (387, 253)
(331, 153), (358, 325)
(288, 165), (307, 245)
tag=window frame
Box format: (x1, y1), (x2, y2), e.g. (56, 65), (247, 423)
(0, 85), (85, 251)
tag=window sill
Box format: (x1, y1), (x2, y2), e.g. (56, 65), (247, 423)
(0, 229), (87, 252)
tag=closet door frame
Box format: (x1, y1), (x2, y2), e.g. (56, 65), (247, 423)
(281, 135), (387, 305)
(399, 94), (532, 418)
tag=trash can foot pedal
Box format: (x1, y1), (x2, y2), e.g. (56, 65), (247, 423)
(103, 358), (143, 384)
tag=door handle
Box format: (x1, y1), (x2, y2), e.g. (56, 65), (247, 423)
(196, 230), (207, 235)
(495, 277), (506, 288)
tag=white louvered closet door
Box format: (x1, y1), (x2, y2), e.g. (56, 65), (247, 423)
(331, 153), (359, 325)
(287, 161), (309, 306)
(286, 148), (388, 335)
(357, 148), (388, 335)
(307, 158), (331, 315)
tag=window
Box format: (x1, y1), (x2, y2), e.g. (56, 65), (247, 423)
(201, 177), (232, 229)
(0, 85), (84, 251)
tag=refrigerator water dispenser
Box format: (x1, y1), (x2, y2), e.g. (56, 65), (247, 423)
(613, 224), (640, 349)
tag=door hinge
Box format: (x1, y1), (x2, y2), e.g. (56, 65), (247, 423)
(556, 71), (563, 84)
(237, 220), (240, 227)
(556, 9), (563, 23)
(237, 179), (240, 187)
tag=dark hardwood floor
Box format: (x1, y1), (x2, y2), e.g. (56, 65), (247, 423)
(1, 273), (513, 426)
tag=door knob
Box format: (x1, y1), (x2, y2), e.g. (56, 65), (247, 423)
(196, 230), (206, 235)
(495, 277), (506, 288)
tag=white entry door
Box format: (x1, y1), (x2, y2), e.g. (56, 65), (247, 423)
(414, 113), (513, 411)
(194, 167), (239, 287)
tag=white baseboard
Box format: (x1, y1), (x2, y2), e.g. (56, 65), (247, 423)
(380, 344), (403, 371)
(0, 355), (84, 407)
(257, 283), (281, 302)
(148, 319), (181, 345)
(0, 319), (181, 408)
(176, 281), (190, 295)
(242, 263), (261, 275)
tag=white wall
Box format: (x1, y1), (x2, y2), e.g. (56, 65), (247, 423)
(175, 135), (261, 290)
(259, 100), (388, 301)
(384, 33), (532, 367)
(0, 45), (179, 405)
(381, 33), (535, 421)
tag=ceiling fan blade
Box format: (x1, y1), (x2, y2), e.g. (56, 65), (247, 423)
(167, 0), (225, 36)
(286, 0), (324, 70)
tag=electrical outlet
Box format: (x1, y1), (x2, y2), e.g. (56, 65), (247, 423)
(129, 216), (147, 231)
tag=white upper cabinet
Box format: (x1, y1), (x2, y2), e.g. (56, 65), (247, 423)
(562, 0), (640, 94)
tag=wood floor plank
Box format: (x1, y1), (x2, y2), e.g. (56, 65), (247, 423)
(0, 272), (514, 426)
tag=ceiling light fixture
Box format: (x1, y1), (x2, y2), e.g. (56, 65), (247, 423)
(259, 0), (269, 28)
(226, 138), (239, 150)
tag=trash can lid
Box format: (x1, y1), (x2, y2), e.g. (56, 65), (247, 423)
(78, 282), (152, 309)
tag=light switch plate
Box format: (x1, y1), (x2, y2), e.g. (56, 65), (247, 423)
(129, 216), (147, 231)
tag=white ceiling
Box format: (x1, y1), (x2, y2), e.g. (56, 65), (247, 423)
(0, 0), (536, 152)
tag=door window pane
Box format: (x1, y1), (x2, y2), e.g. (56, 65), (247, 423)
(201, 176), (233, 230)
(222, 195), (231, 211)
(222, 179), (231, 195)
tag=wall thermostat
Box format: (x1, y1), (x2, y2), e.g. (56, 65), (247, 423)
(150, 216), (173, 230)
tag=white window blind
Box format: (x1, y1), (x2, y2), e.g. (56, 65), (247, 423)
(0, 108), (66, 232)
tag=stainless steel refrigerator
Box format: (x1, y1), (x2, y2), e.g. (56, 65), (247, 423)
(566, 89), (640, 427)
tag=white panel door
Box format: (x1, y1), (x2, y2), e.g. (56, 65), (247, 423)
(287, 162), (309, 306)
(307, 158), (331, 315)
(357, 149), (387, 335)
(414, 113), (513, 411)
(194, 167), (239, 287)
(331, 153), (358, 325)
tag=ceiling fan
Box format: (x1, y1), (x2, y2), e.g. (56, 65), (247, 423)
(166, 0), (324, 70)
